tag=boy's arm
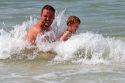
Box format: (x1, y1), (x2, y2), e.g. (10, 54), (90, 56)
(60, 31), (72, 41)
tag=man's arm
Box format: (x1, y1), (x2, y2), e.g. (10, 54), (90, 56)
(26, 29), (37, 45)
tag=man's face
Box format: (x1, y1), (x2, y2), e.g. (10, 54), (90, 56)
(41, 9), (55, 29)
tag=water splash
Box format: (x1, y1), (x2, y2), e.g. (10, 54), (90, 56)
(0, 10), (125, 65)
(0, 16), (37, 59)
(52, 32), (125, 64)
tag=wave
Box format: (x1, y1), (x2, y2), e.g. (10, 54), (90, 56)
(52, 32), (125, 64)
(0, 10), (125, 65)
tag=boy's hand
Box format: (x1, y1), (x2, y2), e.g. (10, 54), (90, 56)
(60, 31), (72, 41)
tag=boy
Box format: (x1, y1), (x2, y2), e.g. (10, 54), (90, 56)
(60, 16), (81, 41)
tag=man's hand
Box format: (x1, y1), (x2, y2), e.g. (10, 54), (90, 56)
(40, 20), (46, 29)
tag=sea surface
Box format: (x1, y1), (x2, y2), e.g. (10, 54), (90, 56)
(0, 0), (125, 83)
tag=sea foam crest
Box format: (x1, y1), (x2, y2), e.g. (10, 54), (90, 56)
(52, 32), (125, 64)
(0, 10), (125, 65)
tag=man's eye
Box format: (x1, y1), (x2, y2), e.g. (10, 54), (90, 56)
(44, 15), (47, 17)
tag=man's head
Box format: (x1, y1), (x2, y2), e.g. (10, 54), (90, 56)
(67, 16), (81, 33)
(40, 5), (55, 30)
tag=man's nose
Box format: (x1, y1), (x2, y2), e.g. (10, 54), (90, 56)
(46, 17), (51, 21)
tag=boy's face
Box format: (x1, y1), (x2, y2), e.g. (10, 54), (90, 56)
(69, 23), (80, 33)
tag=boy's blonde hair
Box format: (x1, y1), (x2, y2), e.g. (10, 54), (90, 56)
(67, 16), (81, 25)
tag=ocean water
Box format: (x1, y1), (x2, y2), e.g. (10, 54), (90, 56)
(0, 0), (125, 83)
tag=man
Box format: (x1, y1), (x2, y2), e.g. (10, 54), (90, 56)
(26, 5), (55, 45)
(25, 5), (56, 60)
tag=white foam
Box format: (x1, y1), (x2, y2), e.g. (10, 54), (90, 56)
(0, 16), (36, 59)
(0, 10), (125, 65)
(52, 32), (125, 64)
(32, 71), (69, 83)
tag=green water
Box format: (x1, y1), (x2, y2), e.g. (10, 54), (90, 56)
(0, 0), (125, 36)
(0, 0), (125, 83)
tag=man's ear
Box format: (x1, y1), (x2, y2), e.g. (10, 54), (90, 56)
(53, 15), (55, 20)
(39, 16), (42, 20)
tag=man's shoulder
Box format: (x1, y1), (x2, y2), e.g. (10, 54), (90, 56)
(27, 28), (38, 38)
(30, 23), (41, 32)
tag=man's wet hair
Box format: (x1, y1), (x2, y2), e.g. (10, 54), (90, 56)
(41, 5), (55, 15)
